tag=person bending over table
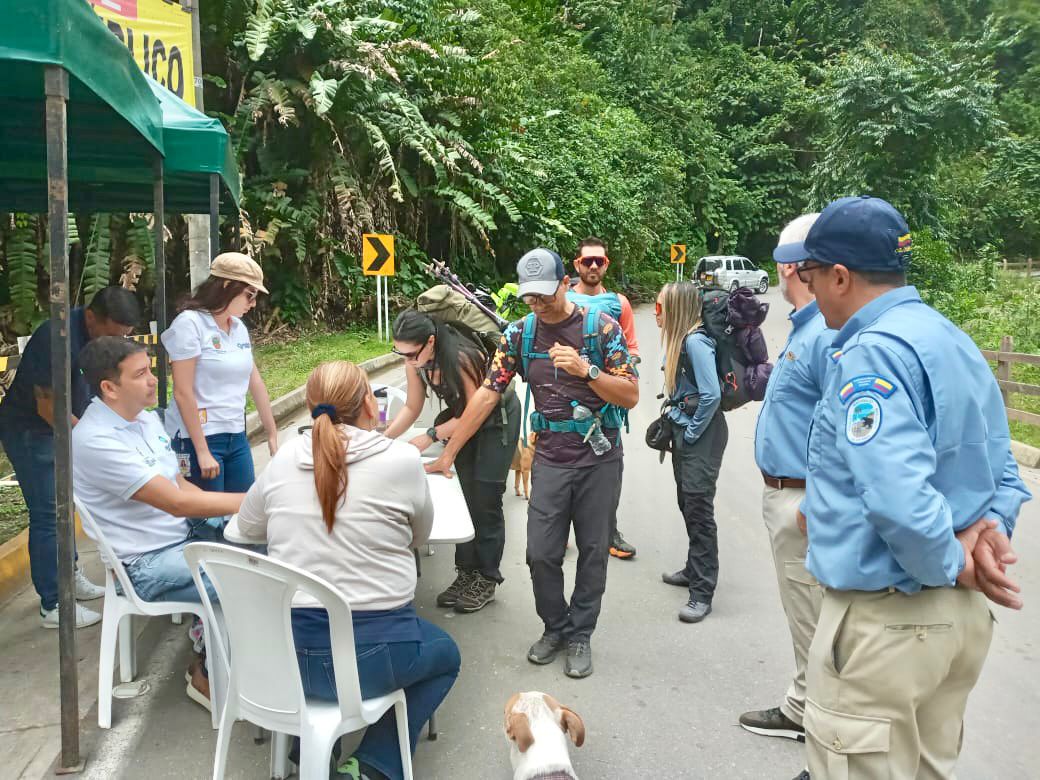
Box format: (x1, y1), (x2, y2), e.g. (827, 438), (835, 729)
(385, 309), (521, 614)
(0, 286), (139, 629)
(72, 337), (245, 711)
(230, 360), (460, 780)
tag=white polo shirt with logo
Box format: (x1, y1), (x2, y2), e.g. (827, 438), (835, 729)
(72, 400), (189, 562)
(161, 309), (254, 439)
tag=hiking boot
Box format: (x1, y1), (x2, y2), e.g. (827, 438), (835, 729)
(609, 530), (636, 559)
(527, 633), (566, 665)
(678, 599), (712, 623)
(564, 639), (593, 679)
(454, 572), (496, 613)
(436, 568), (475, 608)
(661, 569), (690, 587)
(739, 706), (806, 742)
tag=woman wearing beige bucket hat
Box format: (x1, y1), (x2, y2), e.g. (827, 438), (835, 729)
(160, 252), (278, 496)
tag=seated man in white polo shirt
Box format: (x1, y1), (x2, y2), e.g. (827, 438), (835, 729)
(72, 336), (245, 708)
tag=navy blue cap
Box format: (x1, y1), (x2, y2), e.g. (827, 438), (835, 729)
(776, 196), (912, 271)
(517, 248), (566, 297)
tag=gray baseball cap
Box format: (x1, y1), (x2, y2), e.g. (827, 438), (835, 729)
(517, 248), (566, 297)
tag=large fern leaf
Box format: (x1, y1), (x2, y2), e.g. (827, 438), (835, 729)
(7, 216), (40, 331)
(245, 0), (273, 61)
(436, 187), (497, 232)
(309, 72), (339, 115)
(127, 215), (155, 274)
(78, 214), (112, 305)
(359, 118), (404, 202)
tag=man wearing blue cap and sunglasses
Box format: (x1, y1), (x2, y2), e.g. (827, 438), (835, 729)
(777, 196), (1031, 780)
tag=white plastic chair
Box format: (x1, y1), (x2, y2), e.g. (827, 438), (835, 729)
(183, 542), (414, 780)
(74, 498), (225, 730)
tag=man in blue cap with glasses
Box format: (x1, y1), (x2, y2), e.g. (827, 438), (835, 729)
(776, 196), (1030, 780)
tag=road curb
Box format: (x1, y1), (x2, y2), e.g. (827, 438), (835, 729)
(0, 516), (86, 607)
(246, 351), (402, 440)
(1012, 439), (1040, 469)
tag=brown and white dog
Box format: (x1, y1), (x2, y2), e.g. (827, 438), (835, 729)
(511, 432), (538, 500)
(504, 691), (585, 780)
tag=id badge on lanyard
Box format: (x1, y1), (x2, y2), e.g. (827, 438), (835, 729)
(177, 453), (192, 477)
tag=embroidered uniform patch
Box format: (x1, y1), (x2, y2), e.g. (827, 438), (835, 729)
(846, 396), (882, 445)
(838, 375), (897, 404)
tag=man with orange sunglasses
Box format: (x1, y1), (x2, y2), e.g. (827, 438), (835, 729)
(569, 236), (640, 559)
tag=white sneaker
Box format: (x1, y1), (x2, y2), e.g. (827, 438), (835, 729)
(74, 567), (106, 601)
(40, 603), (102, 629)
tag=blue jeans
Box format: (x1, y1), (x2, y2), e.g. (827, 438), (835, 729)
(173, 432), (255, 493)
(0, 427), (72, 611)
(294, 616), (460, 780)
(123, 521), (225, 603)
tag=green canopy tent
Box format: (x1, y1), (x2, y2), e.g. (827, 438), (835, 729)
(146, 74), (241, 255)
(0, 0), (167, 771)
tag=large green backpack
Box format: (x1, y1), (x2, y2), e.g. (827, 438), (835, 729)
(416, 284), (503, 357)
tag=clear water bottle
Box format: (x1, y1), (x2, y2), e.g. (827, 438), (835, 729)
(573, 403), (612, 456)
(374, 388), (389, 432)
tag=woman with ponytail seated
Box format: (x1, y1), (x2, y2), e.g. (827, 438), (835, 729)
(385, 310), (520, 614)
(232, 361), (461, 780)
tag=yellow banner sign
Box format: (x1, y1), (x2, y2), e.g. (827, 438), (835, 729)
(670, 244), (687, 264)
(88, 0), (197, 106)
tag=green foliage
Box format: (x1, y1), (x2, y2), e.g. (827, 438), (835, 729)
(78, 214), (113, 305)
(3, 215), (41, 332)
(4, 0), (1039, 352)
(909, 229), (997, 326)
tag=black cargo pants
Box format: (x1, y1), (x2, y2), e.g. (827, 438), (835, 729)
(526, 457), (623, 641)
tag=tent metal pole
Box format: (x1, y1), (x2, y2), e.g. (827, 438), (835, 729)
(209, 173), (219, 255)
(45, 64), (83, 773)
(154, 159), (168, 409)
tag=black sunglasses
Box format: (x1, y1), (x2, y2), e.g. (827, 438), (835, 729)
(521, 283), (562, 306)
(392, 344), (426, 361)
(795, 261), (831, 283)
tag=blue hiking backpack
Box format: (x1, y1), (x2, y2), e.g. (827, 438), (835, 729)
(565, 290), (622, 321)
(516, 308), (630, 444)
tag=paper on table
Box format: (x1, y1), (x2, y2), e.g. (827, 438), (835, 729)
(422, 457), (475, 544)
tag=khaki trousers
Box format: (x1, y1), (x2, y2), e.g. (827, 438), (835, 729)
(762, 485), (823, 725)
(806, 587), (994, 779)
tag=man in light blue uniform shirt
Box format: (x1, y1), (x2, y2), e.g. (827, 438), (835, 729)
(739, 214), (834, 744)
(778, 196), (1031, 780)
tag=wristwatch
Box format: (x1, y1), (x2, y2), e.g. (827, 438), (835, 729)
(426, 426), (439, 442)
(586, 364), (601, 381)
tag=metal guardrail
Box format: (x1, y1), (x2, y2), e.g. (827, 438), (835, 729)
(981, 335), (1040, 427)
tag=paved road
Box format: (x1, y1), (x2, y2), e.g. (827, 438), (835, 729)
(70, 287), (1039, 779)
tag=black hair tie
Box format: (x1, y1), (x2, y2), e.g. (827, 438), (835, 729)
(311, 403), (338, 423)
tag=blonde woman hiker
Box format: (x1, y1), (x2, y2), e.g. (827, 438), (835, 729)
(657, 282), (728, 623)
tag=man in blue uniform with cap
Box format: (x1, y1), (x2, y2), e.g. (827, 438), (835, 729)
(739, 213), (831, 743)
(777, 196), (1031, 779)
